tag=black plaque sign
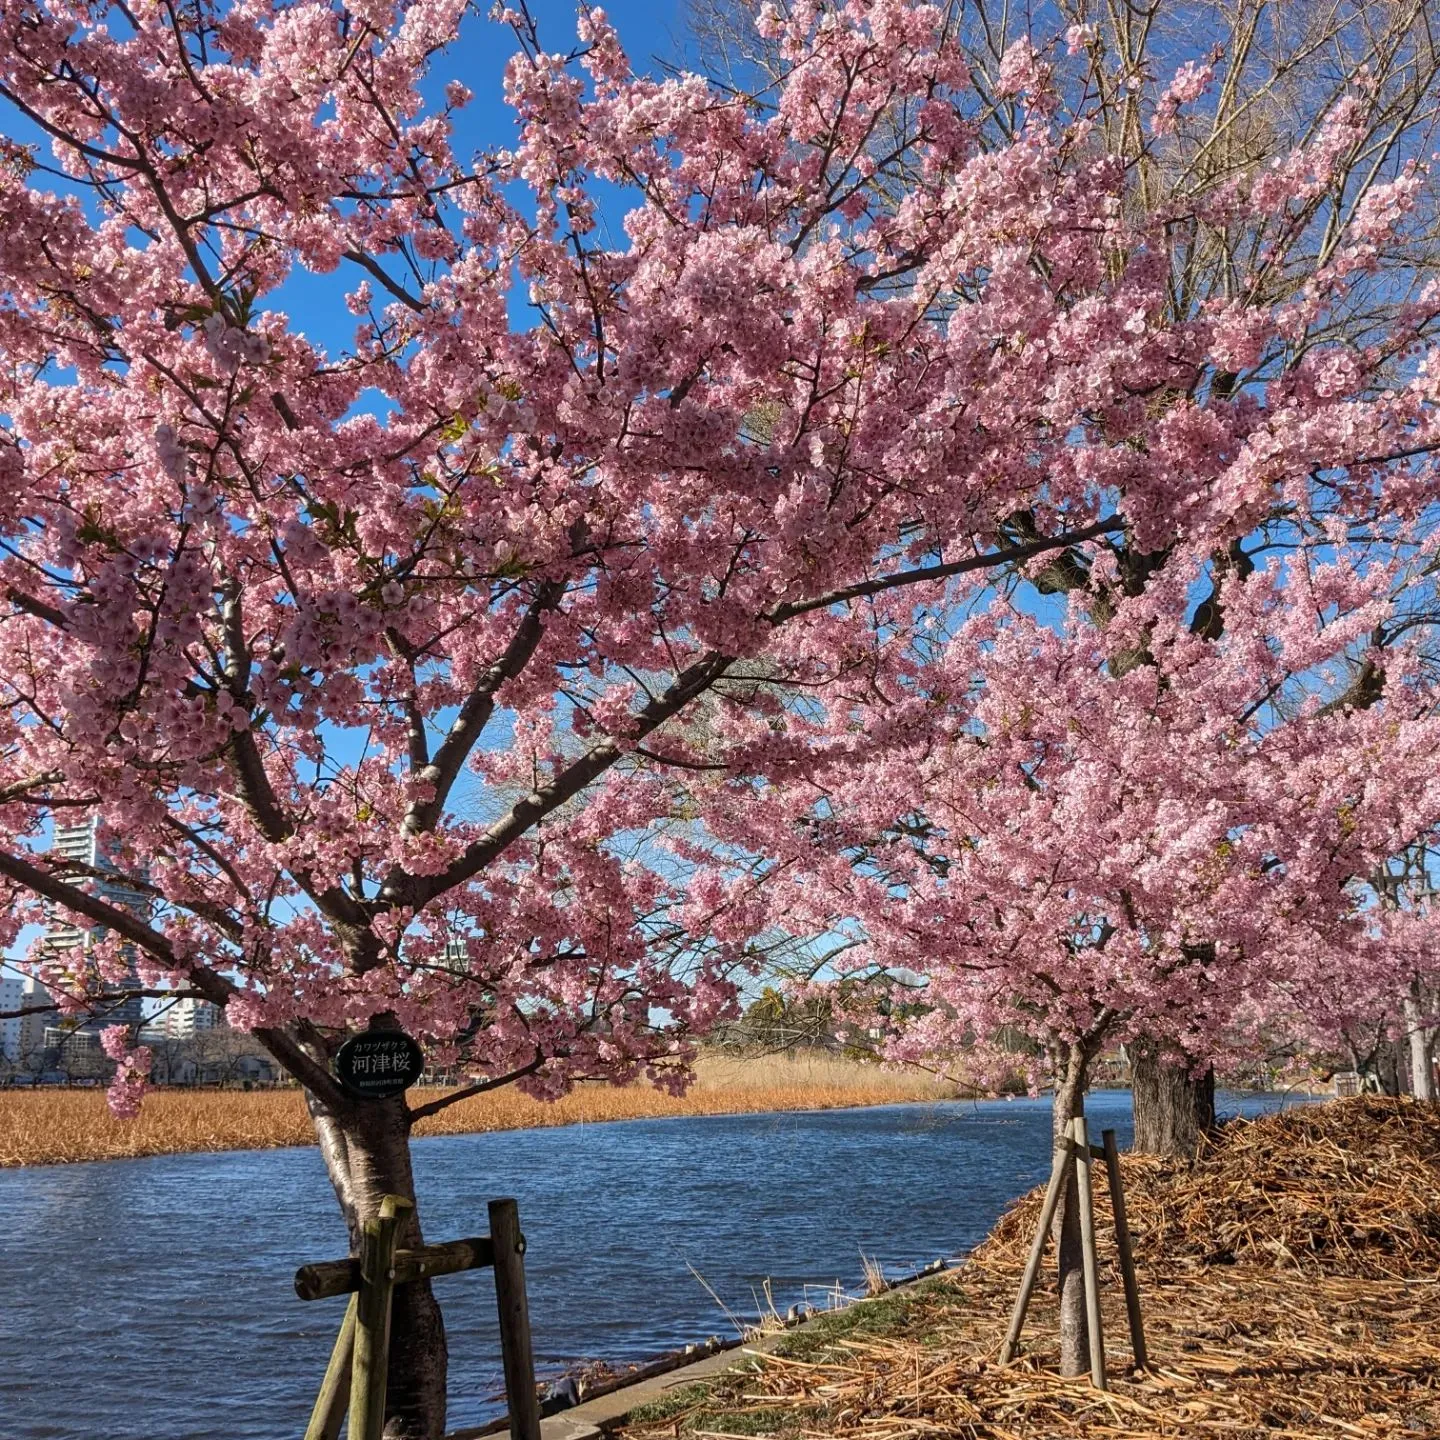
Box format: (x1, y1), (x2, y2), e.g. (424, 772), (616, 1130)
(335, 1031), (424, 1100)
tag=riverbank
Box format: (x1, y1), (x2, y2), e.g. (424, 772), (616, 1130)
(0, 1053), (958, 1166)
(607, 1097), (1440, 1440)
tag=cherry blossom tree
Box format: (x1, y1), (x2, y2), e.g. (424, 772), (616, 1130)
(692, 0), (1440, 1149)
(1262, 918), (1437, 1100)
(7, 0), (1440, 1418)
(707, 533), (1440, 1369)
(673, 4), (1440, 1374)
(1353, 849), (1440, 1101)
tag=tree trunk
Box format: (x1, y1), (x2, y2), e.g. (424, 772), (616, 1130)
(308, 1089), (449, 1440)
(1052, 1044), (1090, 1378)
(1403, 989), (1437, 1102)
(1130, 1038), (1215, 1158)
(1373, 1037), (1405, 1097)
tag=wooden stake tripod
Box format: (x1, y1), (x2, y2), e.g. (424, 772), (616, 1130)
(296, 1196), (541, 1440)
(997, 1120), (1148, 1387)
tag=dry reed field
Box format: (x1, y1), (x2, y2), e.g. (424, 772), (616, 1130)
(616, 1097), (1440, 1440)
(0, 1053), (955, 1167)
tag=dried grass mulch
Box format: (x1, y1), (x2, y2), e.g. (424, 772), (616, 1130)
(615, 1097), (1440, 1439)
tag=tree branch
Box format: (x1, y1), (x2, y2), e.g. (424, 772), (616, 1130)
(6, 585), (71, 629)
(402, 578), (567, 836)
(0, 846), (346, 1104)
(390, 522), (1126, 909)
(0, 770), (66, 805)
(405, 1048), (546, 1121)
(343, 249), (426, 312)
(0, 987), (208, 1021)
(766, 517), (1126, 623)
(396, 650), (734, 908)
(29, 852), (246, 942)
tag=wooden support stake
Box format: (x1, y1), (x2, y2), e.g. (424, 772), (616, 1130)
(1072, 1116), (1107, 1390)
(296, 1235), (496, 1301)
(997, 1135), (1076, 1365)
(489, 1197), (542, 1440)
(303, 1294), (357, 1440)
(350, 1194), (411, 1440)
(1101, 1128), (1148, 1370)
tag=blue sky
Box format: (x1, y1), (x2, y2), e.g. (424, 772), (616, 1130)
(449, 1), (694, 118)
(257, 0), (696, 357)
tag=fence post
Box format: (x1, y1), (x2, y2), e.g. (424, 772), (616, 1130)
(998, 1134), (1076, 1365)
(1101, 1128), (1148, 1370)
(303, 1293), (357, 1440)
(489, 1197), (542, 1440)
(1072, 1116), (1107, 1390)
(350, 1194), (411, 1440)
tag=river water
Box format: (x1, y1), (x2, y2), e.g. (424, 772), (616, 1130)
(0, 1089), (1306, 1440)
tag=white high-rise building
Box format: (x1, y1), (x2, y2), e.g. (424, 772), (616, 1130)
(45, 816), (147, 1032)
(15, 976), (53, 1064)
(0, 972), (24, 1061)
(164, 996), (224, 1038)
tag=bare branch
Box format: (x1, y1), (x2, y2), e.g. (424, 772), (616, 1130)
(767, 517), (1126, 623)
(402, 578), (567, 836)
(405, 1048), (547, 1121)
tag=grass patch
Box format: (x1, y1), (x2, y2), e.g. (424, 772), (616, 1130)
(680, 1405), (816, 1436)
(619, 1388), (818, 1440)
(769, 1275), (954, 1361)
(621, 1383), (720, 1426)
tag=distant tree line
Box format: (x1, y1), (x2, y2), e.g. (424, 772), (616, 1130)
(1, 1027), (280, 1088)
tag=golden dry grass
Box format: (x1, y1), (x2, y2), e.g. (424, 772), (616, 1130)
(0, 1052), (955, 1167)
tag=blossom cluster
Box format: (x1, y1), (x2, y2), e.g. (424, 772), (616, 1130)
(0, 0), (1437, 1116)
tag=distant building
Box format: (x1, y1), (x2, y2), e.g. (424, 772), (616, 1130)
(41, 1024), (108, 1079)
(43, 817), (147, 1033)
(162, 996), (224, 1039)
(15, 977), (53, 1064)
(1, 975), (57, 1068)
(0, 973), (24, 1061)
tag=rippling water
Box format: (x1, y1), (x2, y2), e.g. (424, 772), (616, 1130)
(0, 1089), (1306, 1440)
